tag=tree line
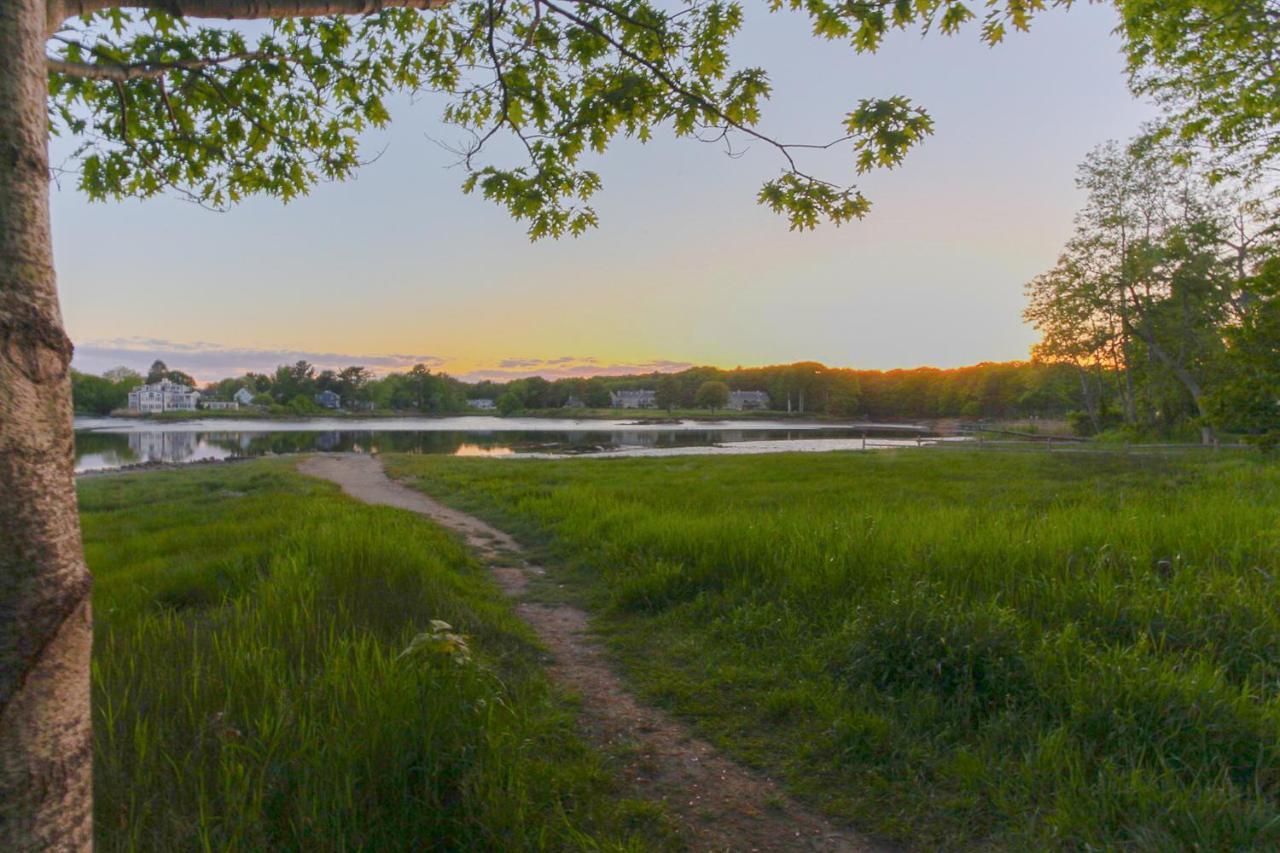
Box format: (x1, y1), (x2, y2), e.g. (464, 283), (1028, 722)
(74, 357), (1096, 422)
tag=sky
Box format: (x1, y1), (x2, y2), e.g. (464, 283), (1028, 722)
(53, 3), (1154, 383)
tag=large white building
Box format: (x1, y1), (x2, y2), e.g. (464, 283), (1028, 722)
(610, 389), (657, 409)
(127, 378), (200, 413)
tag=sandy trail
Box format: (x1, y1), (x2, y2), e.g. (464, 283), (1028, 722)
(298, 453), (884, 852)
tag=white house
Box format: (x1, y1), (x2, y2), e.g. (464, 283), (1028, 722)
(727, 390), (770, 411)
(127, 378), (200, 413)
(469, 398), (497, 410)
(610, 389), (657, 409)
(233, 386), (256, 406)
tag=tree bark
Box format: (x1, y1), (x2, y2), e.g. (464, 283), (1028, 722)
(0, 1), (93, 850)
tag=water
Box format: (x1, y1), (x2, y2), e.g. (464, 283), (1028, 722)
(73, 416), (936, 473)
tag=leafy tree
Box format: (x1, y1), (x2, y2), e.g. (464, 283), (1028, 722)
(694, 379), (730, 410)
(655, 375), (680, 412)
(584, 377), (612, 409)
(1205, 257), (1280, 446)
(336, 365), (372, 403)
(496, 390), (524, 415)
(272, 360), (317, 402)
(1026, 139), (1276, 441)
(69, 370), (126, 414)
(1120, 0), (1280, 177)
(102, 366), (141, 386)
(165, 369), (197, 388)
(144, 359), (169, 384)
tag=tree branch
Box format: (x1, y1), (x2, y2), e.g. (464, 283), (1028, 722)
(47, 51), (288, 80)
(48, 0), (455, 34)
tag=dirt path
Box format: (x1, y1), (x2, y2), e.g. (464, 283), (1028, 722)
(298, 453), (884, 852)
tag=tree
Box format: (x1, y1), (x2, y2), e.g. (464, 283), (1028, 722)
(4, 0), (1278, 847)
(1025, 139), (1275, 442)
(694, 380), (730, 411)
(271, 360), (316, 403)
(336, 365), (372, 404)
(144, 359), (169, 384)
(655, 376), (680, 412)
(583, 377), (612, 409)
(166, 369), (197, 388)
(102, 366), (141, 386)
(1120, 0), (1280, 177)
(496, 390), (524, 415)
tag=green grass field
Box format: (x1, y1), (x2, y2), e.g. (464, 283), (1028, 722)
(385, 449), (1280, 849)
(80, 462), (673, 851)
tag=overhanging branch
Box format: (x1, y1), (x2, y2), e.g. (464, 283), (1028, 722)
(47, 51), (288, 81)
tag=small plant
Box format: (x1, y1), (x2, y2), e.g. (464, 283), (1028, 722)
(399, 619), (473, 665)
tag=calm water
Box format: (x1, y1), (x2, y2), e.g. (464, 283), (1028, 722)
(73, 416), (934, 472)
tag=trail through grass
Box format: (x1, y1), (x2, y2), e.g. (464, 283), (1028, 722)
(81, 461), (672, 851)
(385, 449), (1280, 849)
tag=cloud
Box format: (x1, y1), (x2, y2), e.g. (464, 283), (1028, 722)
(72, 337), (693, 384)
(73, 337), (447, 381)
(458, 358), (693, 382)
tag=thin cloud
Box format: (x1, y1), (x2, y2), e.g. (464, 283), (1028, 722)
(73, 337), (448, 381)
(459, 358), (693, 382)
(73, 337), (692, 384)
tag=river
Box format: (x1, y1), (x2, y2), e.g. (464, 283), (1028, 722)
(73, 416), (939, 472)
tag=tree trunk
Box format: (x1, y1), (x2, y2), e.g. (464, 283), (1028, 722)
(1129, 323), (1217, 446)
(0, 1), (94, 850)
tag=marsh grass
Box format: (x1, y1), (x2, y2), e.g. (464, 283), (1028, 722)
(81, 461), (672, 851)
(385, 449), (1280, 849)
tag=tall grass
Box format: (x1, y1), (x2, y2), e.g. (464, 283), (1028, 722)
(81, 462), (670, 851)
(386, 449), (1280, 849)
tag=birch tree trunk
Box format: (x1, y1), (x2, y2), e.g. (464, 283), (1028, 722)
(0, 0), (94, 848)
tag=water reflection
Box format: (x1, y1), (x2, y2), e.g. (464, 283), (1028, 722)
(74, 421), (932, 472)
(454, 443), (515, 457)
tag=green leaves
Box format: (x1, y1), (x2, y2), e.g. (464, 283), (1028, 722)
(758, 174), (870, 231)
(846, 97), (935, 173)
(46, 1), (1069, 237)
(1117, 0), (1280, 177)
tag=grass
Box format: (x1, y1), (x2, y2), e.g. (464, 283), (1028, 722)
(80, 460), (674, 851)
(384, 448), (1280, 849)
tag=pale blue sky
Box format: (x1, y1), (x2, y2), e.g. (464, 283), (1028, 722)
(54, 2), (1153, 381)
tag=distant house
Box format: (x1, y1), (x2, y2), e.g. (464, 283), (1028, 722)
(610, 389), (657, 409)
(127, 378), (200, 413)
(314, 390), (341, 409)
(563, 396), (585, 408)
(233, 386), (256, 406)
(727, 390), (770, 411)
(469, 398), (497, 410)
(202, 400), (239, 411)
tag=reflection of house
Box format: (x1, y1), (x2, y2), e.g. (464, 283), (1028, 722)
(127, 378), (200, 413)
(727, 390), (770, 411)
(233, 387), (256, 406)
(129, 431), (200, 463)
(203, 401), (239, 411)
(469, 398), (496, 410)
(315, 390), (341, 409)
(610, 390), (656, 409)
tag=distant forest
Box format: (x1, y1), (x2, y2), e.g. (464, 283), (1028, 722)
(72, 358), (1089, 424)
